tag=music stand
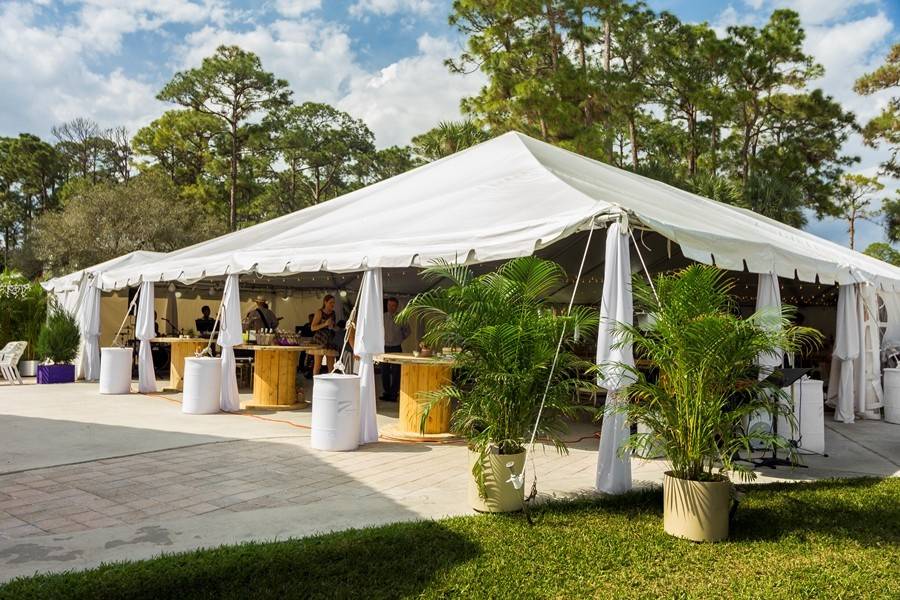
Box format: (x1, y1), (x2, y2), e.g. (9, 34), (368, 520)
(753, 367), (811, 469)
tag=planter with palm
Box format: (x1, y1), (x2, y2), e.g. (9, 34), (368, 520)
(605, 265), (821, 541)
(36, 307), (81, 384)
(399, 257), (598, 512)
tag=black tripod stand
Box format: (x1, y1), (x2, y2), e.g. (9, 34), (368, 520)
(752, 367), (810, 469)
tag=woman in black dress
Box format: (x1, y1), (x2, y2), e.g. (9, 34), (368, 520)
(311, 295), (338, 375)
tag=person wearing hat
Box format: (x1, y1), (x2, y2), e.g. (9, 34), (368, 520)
(244, 296), (279, 331)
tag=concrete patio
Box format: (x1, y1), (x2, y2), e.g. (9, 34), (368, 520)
(0, 379), (897, 582)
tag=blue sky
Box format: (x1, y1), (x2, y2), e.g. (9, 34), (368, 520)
(0, 0), (897, 248)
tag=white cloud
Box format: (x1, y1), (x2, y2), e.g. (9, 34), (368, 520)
(337, 34), (484, 147)
(0, 2), (165, 136)
(775, 0), (880, 26)
(274, 0), (321, 17)
(177, 19), (364, 105)
(804, 13), (894, 122)
(175, 24), (480, 147)
(349, 0), (437, 18)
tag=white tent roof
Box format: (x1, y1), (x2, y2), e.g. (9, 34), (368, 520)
(43, 251), (164, 293)
(97, 132), (900, 292)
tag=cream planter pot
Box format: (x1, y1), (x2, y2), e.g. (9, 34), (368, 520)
(663, 472), (732, 542)
(468, 448), (526, 513)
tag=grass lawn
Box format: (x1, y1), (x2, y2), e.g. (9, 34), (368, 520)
(1, 477), (897, 599)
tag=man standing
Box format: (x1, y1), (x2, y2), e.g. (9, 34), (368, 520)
(244, 296), (279, 331)
(381, 297), (409, 401)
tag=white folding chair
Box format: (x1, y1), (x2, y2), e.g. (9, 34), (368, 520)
(0, 341), (27, 384)
(0, 342), (15, 384)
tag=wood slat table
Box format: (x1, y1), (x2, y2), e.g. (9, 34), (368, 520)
(237, 344), (320, 410)
(151, 337), (209, 391)
(375, 353), (456, 441)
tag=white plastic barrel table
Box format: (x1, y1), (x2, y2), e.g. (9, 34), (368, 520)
(778, 379), (825, 455)
(182, 357), (222, 414)
(99, 347), (133, 394)
(311, 373), (360, 451)
(883, 368), (900, 424)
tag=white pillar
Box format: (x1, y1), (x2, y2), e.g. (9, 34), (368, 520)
(354, 268), (385, 444)
(596, 222), (634, 495)
(218, 274), (243, 412)
(135, 281), (157, 393)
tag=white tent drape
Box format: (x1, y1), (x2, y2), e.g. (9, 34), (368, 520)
(830, 284), (860, 423)
(218, 274), (243, 412)
(748, 272), (783, 438)
(354, 268), (384, 445)
(135, 281), (157, 393)
(596, 222), (634, 495)
(77, 275), (101, 381)
(880, 290), (900, 350)
(165, 288), (179, 335)
(857, 284), (883, 420)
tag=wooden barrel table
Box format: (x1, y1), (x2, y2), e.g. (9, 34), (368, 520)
(376, 353), (456, 441)
(152, 337), (207, 391)
(239, 344), (319, 411)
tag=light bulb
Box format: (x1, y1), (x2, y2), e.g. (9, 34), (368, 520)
(339, 289), (348, 298)
(174, 291), (182, 298)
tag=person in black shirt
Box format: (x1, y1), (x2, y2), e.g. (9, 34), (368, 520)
(195, 305), (216, 337)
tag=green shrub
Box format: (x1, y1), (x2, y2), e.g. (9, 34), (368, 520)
(0, 269), (48, 359)
(36, 308), (81, 364)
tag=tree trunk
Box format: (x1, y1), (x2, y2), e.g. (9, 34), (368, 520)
(710, 115), (718, 175)
(687, 109), (697, 177)
(229, 124), (238, 231)
(603, 19), (613, 161)
(628, 114), (639, 169)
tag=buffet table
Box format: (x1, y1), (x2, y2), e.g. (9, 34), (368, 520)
(151, 337), (208, 391)
(375, 353), (456, 441)
(238, 344), (320, 410)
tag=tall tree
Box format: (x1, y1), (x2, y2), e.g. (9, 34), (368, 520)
(266, 102), (375, 208)
(34, 172), (223, 275)
(835, 174), (883, 249)
(854, 43), (900, 178)
(158, 45), (292, 230)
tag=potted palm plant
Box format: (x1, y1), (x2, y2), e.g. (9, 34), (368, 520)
(606, 265), (820, 542)
(36, 307), (81, 384)
(400, 257), (598, 513)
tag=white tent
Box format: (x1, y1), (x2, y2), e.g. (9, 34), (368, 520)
(43, 251), (165, 295)
(97, 133), (900, 291)
(49, 132), (900, 484)
(41, 251), (164, 381)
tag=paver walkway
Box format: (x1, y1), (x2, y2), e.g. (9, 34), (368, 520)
(0, 380), (897, 581)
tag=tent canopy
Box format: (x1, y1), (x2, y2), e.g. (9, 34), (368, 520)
(43, 251), (165, 293)
(93, 132), (900, 292)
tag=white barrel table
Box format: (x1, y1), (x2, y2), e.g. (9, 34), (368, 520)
(99, 347), (133, 394)
(883, 368), (900, 424)
(182, 357), (222, 414)
(311, 373), (360, 451)
(778, 379), (825, 455)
